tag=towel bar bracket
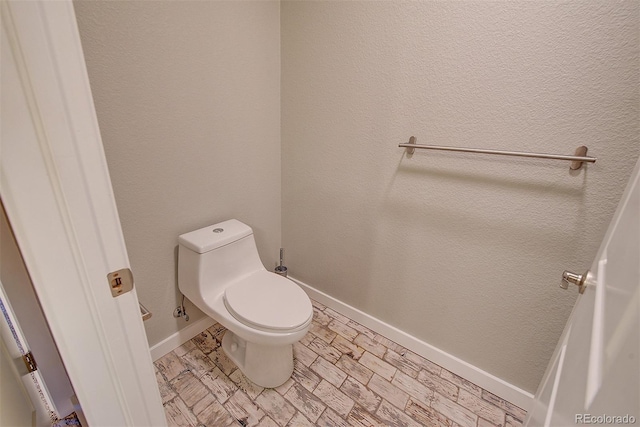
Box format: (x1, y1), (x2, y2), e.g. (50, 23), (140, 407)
(570, 146), (589, 170)
(405, 136), (417, 155)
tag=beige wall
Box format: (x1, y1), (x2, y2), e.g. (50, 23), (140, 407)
(281, 1), (639, 392)
(74, 0), (639, 393)
(74, 1), (282, 346)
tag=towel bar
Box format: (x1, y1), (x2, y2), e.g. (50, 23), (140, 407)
(399, 136), (596, 170)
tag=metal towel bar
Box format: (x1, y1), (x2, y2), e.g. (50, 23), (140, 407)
(399, 136), (596, 170)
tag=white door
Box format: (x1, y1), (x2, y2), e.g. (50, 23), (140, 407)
(525, 157), (640, 426)
(1, 1), (166, 425)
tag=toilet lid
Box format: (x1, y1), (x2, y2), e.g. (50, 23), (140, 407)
(224, 271), (312, 331)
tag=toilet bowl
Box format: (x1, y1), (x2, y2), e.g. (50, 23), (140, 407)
(177, 219), (313, 388)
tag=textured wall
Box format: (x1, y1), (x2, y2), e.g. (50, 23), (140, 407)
(74, 1), (281, 346)
(281, 1), (639, 392)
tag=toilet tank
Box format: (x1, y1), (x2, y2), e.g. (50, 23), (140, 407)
(178, 219), (265, 299)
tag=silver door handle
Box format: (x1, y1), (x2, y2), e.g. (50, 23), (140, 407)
(561, 270), (589, 294)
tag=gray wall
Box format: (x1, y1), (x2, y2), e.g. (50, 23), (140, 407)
(74, 1), (282, 346)
(281, 1), (639, 392)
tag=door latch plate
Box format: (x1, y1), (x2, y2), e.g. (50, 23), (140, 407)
(107, 268), (134, 297)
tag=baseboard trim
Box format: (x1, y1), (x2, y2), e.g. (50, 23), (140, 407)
(149, 316), (215, 361)
(291, 276), (534, 411)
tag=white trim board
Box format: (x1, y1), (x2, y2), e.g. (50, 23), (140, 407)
(291, 276), (534, 411)
(150, 316), (215, 361)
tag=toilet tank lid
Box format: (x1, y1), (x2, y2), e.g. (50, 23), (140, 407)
(178, 219), (253, 253)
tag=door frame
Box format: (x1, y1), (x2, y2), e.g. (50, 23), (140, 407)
(1, 1), (166, 425)
(0, 279), (54, 425)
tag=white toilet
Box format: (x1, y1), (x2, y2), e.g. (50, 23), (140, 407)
(177, 219), (313, 388)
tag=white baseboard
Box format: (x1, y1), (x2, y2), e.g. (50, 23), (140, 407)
(291, 276), (534, 411)
(149, 316), (215, 361)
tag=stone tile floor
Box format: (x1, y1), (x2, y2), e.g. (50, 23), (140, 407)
(155, 300), (527, 427)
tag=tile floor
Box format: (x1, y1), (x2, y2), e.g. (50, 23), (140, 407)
(155, 300), (527, 427)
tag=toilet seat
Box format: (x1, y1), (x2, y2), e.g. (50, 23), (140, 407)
(224, 271), (312, 332)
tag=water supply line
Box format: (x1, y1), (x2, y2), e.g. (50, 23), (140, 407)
(173, 294), (189, 321)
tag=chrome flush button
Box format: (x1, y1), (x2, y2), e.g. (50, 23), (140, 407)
(212, 228), (224, 233)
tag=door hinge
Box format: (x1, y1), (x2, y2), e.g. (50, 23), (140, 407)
(107, 268), (134, 297)
(23, 351), (37, 373)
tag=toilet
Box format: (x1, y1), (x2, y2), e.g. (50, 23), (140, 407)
(177, 219), (313, 388)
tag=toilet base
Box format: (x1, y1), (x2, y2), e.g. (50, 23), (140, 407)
(221, 330), (294, 388)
